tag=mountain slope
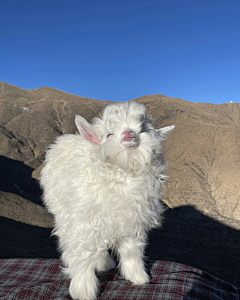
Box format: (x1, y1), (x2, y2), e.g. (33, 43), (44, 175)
(0, 82), (240, 229)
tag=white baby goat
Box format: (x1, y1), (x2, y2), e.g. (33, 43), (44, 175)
(40, 101), (174, 300)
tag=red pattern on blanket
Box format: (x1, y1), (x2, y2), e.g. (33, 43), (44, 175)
(0, 259), (239, 300)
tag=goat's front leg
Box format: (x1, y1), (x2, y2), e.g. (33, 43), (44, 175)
(63, 248), (103, 300)
(116, 236), (149, 285)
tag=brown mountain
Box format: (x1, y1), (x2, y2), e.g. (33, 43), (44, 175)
(0, 82), (240, 287)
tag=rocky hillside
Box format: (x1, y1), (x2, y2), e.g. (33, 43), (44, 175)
(1, 82), (240, 287)
(1, 81), (239, 228)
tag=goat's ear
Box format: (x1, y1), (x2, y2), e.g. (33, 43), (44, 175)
(75, 115), (100, 144)
(157, 125), (175, 137)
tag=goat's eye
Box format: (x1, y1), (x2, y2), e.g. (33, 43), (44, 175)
(140, 122), (148, 134)
(107, 133), (113, 138)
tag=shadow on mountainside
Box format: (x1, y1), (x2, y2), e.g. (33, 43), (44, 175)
(146, 205), (240, 288)
(0, 216), (59, 258)
(0, 156), (42, 205)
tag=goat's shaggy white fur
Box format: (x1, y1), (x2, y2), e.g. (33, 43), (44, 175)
(40, 101), (174, 300)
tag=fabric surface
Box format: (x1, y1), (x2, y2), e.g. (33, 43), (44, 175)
(0, 259), (239, 300)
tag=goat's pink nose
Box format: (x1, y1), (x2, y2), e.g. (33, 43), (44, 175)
(122, 130), (134, 141)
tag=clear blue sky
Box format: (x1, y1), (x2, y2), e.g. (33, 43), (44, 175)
(1, 0), (240, 103)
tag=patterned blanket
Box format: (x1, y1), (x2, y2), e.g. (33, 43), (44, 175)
(0, 259), (239, 300)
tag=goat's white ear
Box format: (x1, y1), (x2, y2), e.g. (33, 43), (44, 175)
(75, 115), (100, 144)
(157, 125), (175, 137)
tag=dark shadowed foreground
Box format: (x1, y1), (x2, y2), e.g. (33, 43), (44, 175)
(1, 205), (240, 288)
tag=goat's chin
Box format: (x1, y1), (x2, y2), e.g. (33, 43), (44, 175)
(99, 141), (151, 172)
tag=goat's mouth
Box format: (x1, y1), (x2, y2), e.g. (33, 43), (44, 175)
(123, 136), (133, 142)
